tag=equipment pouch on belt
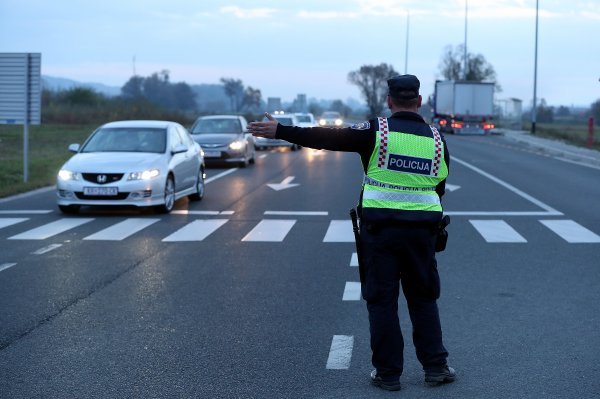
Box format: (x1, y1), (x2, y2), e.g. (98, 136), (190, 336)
(435, 215), (450, 252)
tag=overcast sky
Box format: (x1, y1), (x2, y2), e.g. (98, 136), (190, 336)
(1, 0), (599, 108)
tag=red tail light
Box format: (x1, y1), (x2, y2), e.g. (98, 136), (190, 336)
(439, 119), (447, 126)
(451, 121), (463, 129)
(483, 123), (494, 130)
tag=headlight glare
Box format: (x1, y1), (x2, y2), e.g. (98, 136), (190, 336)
(128, 169), (160, 180)
(58, 169), (80, 181)
(335, 119), (343, 126)
(229, 140), (244, 151)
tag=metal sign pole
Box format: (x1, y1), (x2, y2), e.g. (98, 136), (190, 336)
(23, 54), (30, 182)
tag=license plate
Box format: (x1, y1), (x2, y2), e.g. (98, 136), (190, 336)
(204, 151), (221, 158)
(83, 186), (118, 196)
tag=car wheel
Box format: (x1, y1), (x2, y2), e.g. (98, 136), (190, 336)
(189, 168), (205, 201)
(155, 175), (175, 213)
(249, 145), (256, 164)
(58, 204), (80, 214)
(291, 144), (298, 151)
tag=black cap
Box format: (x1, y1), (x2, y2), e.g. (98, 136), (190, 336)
(387, 74), (420, 99)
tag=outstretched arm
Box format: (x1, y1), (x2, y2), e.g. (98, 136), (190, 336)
(247, 112), (278, 138)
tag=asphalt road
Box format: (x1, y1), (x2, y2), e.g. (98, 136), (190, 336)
(0, 134), (599, 398)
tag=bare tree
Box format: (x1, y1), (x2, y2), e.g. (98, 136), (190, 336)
(241, 86), (262, 112)
(220, 77), (244, 112)
(438, 44), (501, 91)
(348, 63), (398, 118)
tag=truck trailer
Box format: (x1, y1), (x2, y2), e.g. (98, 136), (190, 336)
(432, 80), (495, 135)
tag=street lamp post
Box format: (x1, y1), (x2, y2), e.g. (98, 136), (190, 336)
(532, 0), (539, 135)
(464, 0), (468, 79)
(404, 10), (409, 74)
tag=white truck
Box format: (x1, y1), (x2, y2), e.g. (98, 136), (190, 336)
(432, 80), (495, 135)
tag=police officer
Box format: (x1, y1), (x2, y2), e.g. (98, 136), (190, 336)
(248, 74), (455, 391)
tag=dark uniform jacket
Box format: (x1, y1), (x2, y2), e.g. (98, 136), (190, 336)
(276, 111), (451, 208)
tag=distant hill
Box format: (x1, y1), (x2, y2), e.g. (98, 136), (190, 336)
(42, 75), (121, 97)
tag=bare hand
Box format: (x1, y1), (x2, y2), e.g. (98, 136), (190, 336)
(248, 112), (278, 138)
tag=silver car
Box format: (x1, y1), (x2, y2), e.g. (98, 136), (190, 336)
(255, 113), (301, 151)
(190, 115), (256, 167)
(56, 120), (206, 214)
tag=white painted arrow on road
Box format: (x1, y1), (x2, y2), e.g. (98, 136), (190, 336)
(267, 176), (299, 191)
(446, 183), (461, 192)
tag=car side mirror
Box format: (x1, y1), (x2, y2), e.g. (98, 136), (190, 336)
(68, 143), (80, 153)
(172, 144), (188, 154)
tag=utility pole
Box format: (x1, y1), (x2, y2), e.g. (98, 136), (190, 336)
(531, 0), (539, 135)
(463, 0), (468, 80)
(404, 10), (409, 74)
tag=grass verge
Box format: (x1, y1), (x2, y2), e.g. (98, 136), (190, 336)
(0, 124), (96, 198)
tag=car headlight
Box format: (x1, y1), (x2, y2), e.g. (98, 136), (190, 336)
(229, 140), (244, 151)
(128, 169), (160, 180)
(58, 169), (81, 181)
(319, 119), (326, 126)
(335, 119), (343, 126)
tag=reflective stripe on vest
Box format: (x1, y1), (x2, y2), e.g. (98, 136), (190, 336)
(363, 190), (441, 205)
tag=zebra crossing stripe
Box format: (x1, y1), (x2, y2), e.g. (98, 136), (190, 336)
(342, 282), (361, 301)
(323, 221), (354, 242)
(0, 263), (17, 272)
(162, 219), (229, 242)
(540, 220), (600, 243)
(8, 218), (94, 240)
(350, 253), (358, 267)
(84, 218), (160, 241)
(470, 220), (527, 243)
(0, 218), (29, 229)
(242, 220), (296, 242)
(326, 335), (354, 370)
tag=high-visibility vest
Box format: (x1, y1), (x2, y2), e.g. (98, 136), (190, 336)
(361, 117), (448, 223)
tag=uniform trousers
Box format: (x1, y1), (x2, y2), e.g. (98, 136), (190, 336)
(360, 221), (449, 380)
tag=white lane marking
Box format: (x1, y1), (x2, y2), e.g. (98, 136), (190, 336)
(162, 219), (229, 242)
(8, 218), (94, 240)
(172, 210), (235, 215)
(258, 154), (268, 159)
(267, 176), (300, 191)
(32, 244), (63, 255)
(242, 219), (296, 242)
(540, 220), (600, 243)
(323, 220), (354, 242)
(470, 220), (527, 243)
(350, 252), (358, 267)
(0, 210), (52, 214)
(326, 335), (354, 370)
(554, 157), (600, 171)
(83, 218), (160, 241)
(452, 156), (562, 215)
(205, 168), (237, 184)
(264, 211), (328, 216)
(342, 282), (361, 301)
(446, 211), (561, 216)
(0, 263), (17, 272)
(0, 218), (29, 229)
(445, 183), (461, 192)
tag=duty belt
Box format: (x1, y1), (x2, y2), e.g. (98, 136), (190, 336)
(363, 176), (437, 192)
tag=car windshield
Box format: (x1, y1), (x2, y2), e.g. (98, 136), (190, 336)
(80, 127), (166, 153)
(277, 117), (294, 126)
(322, 112), (341, 118)
(191, 118), (242, 134)
(296, 115), (312, 123)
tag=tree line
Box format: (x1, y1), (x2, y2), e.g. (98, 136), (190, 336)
(41, 44), (600, 126)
